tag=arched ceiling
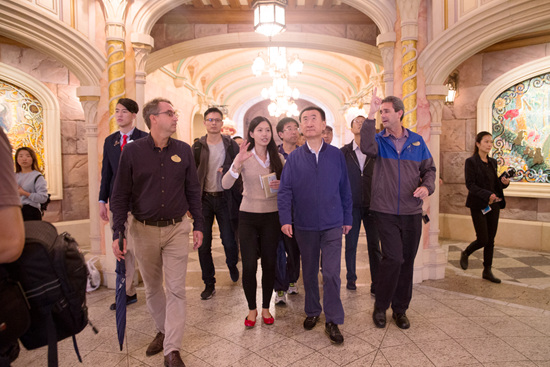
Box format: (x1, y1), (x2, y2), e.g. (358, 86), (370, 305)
(147, 1), (384, 126)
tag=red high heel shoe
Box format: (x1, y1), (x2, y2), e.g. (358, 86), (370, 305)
(262, 315), (274, 325)
(244, 316), (256, 328)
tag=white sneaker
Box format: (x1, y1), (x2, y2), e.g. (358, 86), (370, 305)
(288, 283), (298, 295)
(275, 291), (287, 305)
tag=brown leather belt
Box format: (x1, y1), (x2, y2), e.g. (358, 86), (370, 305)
(139, 218), (182, 227)
(203, 191), (224, 197)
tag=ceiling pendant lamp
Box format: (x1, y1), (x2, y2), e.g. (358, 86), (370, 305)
(252, 0), (287, 37)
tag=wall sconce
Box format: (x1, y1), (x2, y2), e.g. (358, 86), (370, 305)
(445, 71), (458, 104)
(252, 0), (287, 37)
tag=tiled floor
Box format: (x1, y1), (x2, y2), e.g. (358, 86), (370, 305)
(13, 237), (550, 367)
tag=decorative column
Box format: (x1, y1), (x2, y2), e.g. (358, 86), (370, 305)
(397, 0), (421, 132)
(76, 86), (101, 256)
(131, 33), (154, 131)
(424, 85), (448, 280)
(103, 0), (129, 132)
(376, 32), (396, 97)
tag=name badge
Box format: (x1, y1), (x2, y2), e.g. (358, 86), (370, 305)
(171, 155), (181, 163)
(412, 141), (420, 146)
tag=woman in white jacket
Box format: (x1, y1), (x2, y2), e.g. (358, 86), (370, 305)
(15, 147), (48, 221)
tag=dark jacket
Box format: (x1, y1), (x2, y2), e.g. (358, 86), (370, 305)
(278, 142), (353, 231)
(465, 154), (508, 210)
(192, 135), (242, 219)
(99, 128), (147, 203)
(360, 118), (436, 215)
(341, 140), (375, 208)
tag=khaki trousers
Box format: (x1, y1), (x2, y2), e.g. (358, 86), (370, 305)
(130, 217), (191, 355)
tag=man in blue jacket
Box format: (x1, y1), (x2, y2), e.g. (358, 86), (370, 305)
(361, 89), (436, 330)
(278, 106), (353, 345)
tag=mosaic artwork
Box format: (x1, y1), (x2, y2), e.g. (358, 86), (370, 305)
(492, 72), (550, 183)
(0, 80), (45, 173)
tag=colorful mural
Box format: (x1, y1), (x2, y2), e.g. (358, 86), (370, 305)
(492, 72), (550, 183)
(0, 81), (45, 173)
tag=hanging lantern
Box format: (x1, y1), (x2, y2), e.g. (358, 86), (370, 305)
(252, 0), (287, 37)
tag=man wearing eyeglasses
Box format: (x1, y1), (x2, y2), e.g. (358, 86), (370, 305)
(110, 98), (204, 367)
(192, 107), (241, 300)
(273, 117), (301, 305)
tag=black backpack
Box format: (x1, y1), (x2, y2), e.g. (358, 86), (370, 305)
(33, 174), (51, 215)
(7, 221), (91, 367)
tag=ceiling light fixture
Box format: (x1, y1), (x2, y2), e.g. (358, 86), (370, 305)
(252, 0), (287, 37)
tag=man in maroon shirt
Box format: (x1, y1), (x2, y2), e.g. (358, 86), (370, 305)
(111, 98), (204, 367)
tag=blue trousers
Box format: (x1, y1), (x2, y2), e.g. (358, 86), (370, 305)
(274, 230), (301, 292)
(198, 194), (239, 285)
(295, 227), (344, 325)
(373, 212), (422, 314)
(344, 207), (381, 291)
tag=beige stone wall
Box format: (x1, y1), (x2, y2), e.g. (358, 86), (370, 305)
(440, 43), (550, 223)
(0, 42), (88, 222)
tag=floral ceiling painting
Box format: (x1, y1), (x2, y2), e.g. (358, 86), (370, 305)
(492, 72), (550, 183)
(0, 80), (45, 173)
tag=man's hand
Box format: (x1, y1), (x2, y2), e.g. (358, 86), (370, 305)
(281, 224), (293, 238)
(413, 186), (429, 200)
(112, 238), (127, 261)
(193, 231), (203, 250)
(501, 176), (511, 185)
(368, 87), (382, 120)
(99, 202), (109, 222)
(342, 225), (352, 235)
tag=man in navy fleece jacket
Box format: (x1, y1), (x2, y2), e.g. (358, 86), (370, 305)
(278, 106), (352, 345)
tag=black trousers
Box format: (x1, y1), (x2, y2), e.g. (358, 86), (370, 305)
(21, 204), (42, 221)
(239, 211), (280, 310)
(373, 211), (422, 314)
(466, 206), (500, 268)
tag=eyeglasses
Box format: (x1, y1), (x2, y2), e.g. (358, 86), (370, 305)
(154, 110), (178, 118)
(205, 118), (223, 124)
(283, 127), (299, 133)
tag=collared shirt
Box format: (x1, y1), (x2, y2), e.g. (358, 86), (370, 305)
(383, 127), (409, 154)
(352, 140), (366, 173)
(229, 148), (270, 178)
(120, 127), (135, 145)
(110, 135), (204, 239)
(306, 140), (324, 163)
(278, 144), (298, 159)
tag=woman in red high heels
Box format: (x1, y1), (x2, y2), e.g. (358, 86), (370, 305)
(222, 116), (284, 328)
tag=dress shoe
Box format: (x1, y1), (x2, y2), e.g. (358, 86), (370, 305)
(392, 312), (410, 329)
(164, 351), (185, 367)
(200, 284), (215, 300)
(372, 308), (386, 328)
(303, 316), (320, 330)
(325, 322), (344, 344)
(346, 281), (356, 290)
(146, 332), (165, 356)
(244, 316), (256, 328)
(482, 268), (501, 283)
(229, 266), (239, 282)
(460, 251), (469, 270)
(109, 293), (138, 310)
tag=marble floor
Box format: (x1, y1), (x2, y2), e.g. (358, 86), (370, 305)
(12, 237), (550, 367)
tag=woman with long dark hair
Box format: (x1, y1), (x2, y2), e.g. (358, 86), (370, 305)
(461, 131), (510, 283)
(15, 147), (48, 221)
(222, 116), (284, 328)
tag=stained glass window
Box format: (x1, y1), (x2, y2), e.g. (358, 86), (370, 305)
(492, 72), (550, 183)
(0, 80), (45, 173)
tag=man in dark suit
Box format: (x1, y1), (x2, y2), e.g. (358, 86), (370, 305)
(99, 98), (147, 310)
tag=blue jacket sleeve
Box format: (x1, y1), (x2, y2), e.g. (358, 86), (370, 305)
(99, 138), (112, 202)
(360, 118), (378, 157)
(277, 160), (293, 226)
(339, 153), (353, 226)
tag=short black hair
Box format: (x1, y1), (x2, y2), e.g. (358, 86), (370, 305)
(276, 117), (299, 134)
(299, 106), (326, 122)
(204, 107), (223, 120)
(117, 98), (139, 114)
(324, 126), (333, 132)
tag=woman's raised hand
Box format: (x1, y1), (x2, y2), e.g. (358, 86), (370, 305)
(234, 140), (253, 169)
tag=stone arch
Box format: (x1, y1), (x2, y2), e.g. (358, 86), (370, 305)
(419, 0), (550, 86)
(130, 0), (395, 37)
(0, 1), (105, 87)
(0, 62), (63, 200)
